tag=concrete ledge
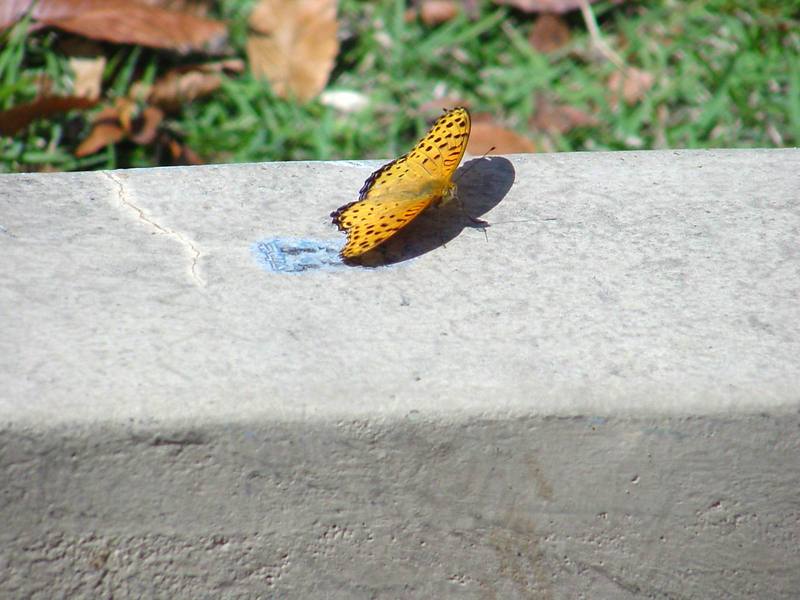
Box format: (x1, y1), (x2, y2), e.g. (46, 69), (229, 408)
(1, 149), (799, 597)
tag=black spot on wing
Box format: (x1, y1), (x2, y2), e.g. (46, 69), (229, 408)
(331, 200), (361, 230)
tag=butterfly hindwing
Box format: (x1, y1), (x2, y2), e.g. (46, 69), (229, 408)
(333, 195), (434, 258)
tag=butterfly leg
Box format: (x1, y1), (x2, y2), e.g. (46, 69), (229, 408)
(453, 194), (489, 228)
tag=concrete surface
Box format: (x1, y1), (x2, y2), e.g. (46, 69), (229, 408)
(1, 149), (799, 598)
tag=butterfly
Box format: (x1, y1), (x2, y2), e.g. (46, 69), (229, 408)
(331, 107), (474, 259)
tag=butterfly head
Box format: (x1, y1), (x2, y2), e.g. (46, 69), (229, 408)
(438, 181), (458, 206)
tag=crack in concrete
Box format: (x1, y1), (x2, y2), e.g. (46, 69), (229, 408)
(102, 171), (205, 286)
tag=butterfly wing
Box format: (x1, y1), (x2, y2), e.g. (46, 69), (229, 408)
(331, 107), (471, 259)
(331, 188), (438, 258)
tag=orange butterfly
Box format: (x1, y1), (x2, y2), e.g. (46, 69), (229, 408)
(331, 107), (472, 259)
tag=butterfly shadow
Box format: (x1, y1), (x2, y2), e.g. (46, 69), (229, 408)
(345, 155), (516, 267)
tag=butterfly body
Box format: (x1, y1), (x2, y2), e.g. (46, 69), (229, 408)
(331, 107), (471, 259)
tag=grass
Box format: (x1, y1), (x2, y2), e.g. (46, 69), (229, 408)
(0, 0), (798, 173)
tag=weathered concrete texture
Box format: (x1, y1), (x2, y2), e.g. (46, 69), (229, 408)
(2, 416), (799, 599)
(1, 149), (800, 598)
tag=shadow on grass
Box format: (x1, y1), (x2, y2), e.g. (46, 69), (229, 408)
(343, 155), (515, 267)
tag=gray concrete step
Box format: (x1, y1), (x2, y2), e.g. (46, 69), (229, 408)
(1, 149), (799, 598)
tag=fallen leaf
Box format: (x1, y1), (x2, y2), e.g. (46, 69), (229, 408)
(148, 69), (221, 112)
(607, 67), (654, 107)
(29, 0), (227, 54)
(246, 0), (339, 103)
(68, 55), (106, 99)
(0, 96), (97, 136)
(529, 13), (570, 53)
(75, 98), (140, 156)
(115, 97), (138, 132)
(420, 0), (460, 25)
(75, 106), (126, 156)
(61, 38), (107, 101)
(129, 106), (164, 144)
(530, 96), (597, 133)
(164, 137), (204, 165)
(137, 0), (212, 17)
(130, 60), (243, 111)
(493, 0), (606, 14)
(467, 119), (537, 154)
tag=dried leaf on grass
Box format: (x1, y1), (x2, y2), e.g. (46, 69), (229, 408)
(467, 118), (537, 154)
(76, 99), (203, 163)
(74, 107), (127, 156)
(137, 0), (212, 17)
(68, 55), (106, 99)
(137, 60), (244, 112)
(75, 100), (131, 156)
(607, 67), (654, 107)
(74, 59), (239, 159)
(75, 98), (165, 156)
(0, 96), (98, 136)
(529, 13), (570, 53)
(494, 0), (604, 14)
(531, 96), (597, 133)
(163, 135), (203, 165)
(246, 0), (339, 103)
(129, 106), (164, 144)
(21, 0), (227, 54)
(418, 1), (460, 25)
(60, 38), (107, 100)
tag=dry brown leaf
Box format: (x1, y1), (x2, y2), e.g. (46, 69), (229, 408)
(115, 97), (137, 132)
(148, 70), (220, 112)
(420, 0), (460, 25)
(530, 96), (597, 133)
(607, 67), (654, 107)
(0, 96), (97, 136)
(164, 136), (204, 165)
(494, 0), (605, 14)
(132, 60), (243, 112)
(246, 0), (339, 103)
(529, 13), (570, 53)
(60, 37), (107, 100)
(467, 120), (537, 154)
(75, 98), (143, 156)
(29, 0), (227, 54)
(75, 106), (126, 156)
(68, 55), (106, 99)
(138, 0), (211, 17)
(130, 106), (164, 144)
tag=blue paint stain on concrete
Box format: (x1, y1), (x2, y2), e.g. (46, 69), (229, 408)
(251, 238), (347, 273)
(252, 237), (411, 273)
(251, 238), (343, 273)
